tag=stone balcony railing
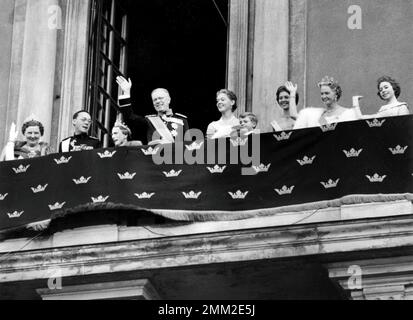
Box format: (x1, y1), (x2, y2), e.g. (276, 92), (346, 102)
(1, 115), (412, 236)
(1, 116), (413, 299)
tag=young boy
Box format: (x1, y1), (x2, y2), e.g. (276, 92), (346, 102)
(238, 112), (259, 136)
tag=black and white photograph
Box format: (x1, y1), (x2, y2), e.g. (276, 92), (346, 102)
(0, 0), (413, 305)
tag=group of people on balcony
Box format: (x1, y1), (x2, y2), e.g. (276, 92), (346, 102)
(0, 75), (409, 162)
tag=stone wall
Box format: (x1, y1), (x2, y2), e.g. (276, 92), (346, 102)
(0, 0), (15, 147)
(305, 0), (413, 113)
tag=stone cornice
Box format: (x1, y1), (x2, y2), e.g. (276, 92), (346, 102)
(1, 214), (413, 283)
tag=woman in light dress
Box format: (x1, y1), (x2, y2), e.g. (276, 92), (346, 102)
(354, 76), (409, 119)
(271, 82), (299, 131)
(206, 89), (240, 139)
(294, 76), (361, 129)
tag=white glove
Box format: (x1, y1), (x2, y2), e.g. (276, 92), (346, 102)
(352, 95), (363, 108)
(8, 122), (18, 143)
(285, 81), (298, 96)
(116, 76), (132, 97)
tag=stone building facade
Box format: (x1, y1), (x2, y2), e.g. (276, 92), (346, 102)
(1, 0), (413, 300)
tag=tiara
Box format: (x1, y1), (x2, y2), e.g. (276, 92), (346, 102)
(318, 76), (338, 88)
(23, 114), (41, 124)
(114, 120), (132, 135)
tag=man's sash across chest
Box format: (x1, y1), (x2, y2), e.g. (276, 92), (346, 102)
(146, 115), (175, 142)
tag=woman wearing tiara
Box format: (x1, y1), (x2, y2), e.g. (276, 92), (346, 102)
(111, 120), (142, 147)
(0, 118), (50, 161)
(271, 81), (299, 131)
(294, 76), (361, 129)
(353, 76), (409, 119)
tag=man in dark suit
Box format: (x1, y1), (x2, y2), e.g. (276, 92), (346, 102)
(116, 76), (189, 145)
(59, 110), (101, 152)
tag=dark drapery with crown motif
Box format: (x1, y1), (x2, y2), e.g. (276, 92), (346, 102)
(1, 115), (412, 233)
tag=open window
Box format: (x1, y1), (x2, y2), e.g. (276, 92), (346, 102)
(86, 0), (129, 147)
(86, 0), (229, 145)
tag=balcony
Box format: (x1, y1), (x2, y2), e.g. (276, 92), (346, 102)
(1, 115), (413, 300)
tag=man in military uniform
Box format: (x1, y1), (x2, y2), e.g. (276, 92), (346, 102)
(116, 76), (189, 145)
(59, 110), (102, 152)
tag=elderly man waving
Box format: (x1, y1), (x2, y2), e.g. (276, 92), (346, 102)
(116, 76), (189, 145)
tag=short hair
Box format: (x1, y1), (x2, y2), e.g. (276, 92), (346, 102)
(217, 89), (238, 112)
(73, 110), (91, 120)
(377, 76), (401, 99)
(318, 76), (342, 101)
(113, 121), (131, 140)
(239, 112), (258, 128)
(151, 88), (170, 97)
(276, 86), (299, 105)
(21, 120), (44, 136)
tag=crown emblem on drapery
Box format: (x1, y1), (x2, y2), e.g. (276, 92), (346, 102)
(31, 184), (48, 194)
(185, 141), (204, 151)
(97, 150), (117, 158)
(48, 202), (66, 211)
(297, 156), (316, 166)
(206, 165), (226, 174)
(91, 195), (109, 203)
(230, 137), (248, 147)
(389, 145), (408, 155)
(320, 123), (338, 132)
(182, 191), (202, 199)
(366, 174), (386, 183)
(54, 156), (72, 164)
(7, 211), (24, 219)
(274, 185), (295, 195)
(117, 172), (137, 180)
(13, 164), (30, 174)
(273, 131), (293, 141)
(163, 169), (182, 178)
(73, 176), (92, 185)
(141, 147), (159, 156)
(134, 192), (155, 199)
(252, 163), (271, 173)
(321, 179), (340, 189)
(228, 190), (249, 199)
(366, 119), (386, 128)
(343, 148), (363, 158)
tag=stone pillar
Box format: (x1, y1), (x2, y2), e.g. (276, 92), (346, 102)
(251, 0), (289, 132)
(0, 0), (15, 147)
(5, 0), (27, 145)
(8, 0), (59, 145)
(227, 0), (250, 115)
(54, 0), (91, 147)
(36, 279), (160, 300)
(5, 0), (90, 151)
(327, 256), (413, 300)
(289, 0), (307, 110)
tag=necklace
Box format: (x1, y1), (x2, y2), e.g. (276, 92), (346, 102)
(324, 106), (344, 116)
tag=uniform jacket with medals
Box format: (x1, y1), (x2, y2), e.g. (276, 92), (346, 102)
(119, 96), (189, 144)
(59, 133), (102, 153)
